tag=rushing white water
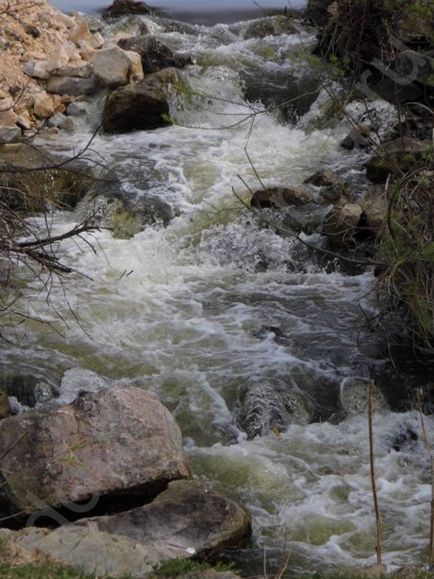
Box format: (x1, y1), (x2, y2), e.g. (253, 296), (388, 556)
(3, 13), (433, 576)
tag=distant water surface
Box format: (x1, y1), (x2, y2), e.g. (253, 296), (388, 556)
(51, 0), (307, 24)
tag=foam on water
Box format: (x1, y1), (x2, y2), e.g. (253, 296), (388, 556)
(2, 12), (429, 574)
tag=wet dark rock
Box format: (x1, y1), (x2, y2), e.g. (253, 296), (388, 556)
(303, 169), (340, 188)
(118, 35), (192, 74)
(391, 427), (418, 452)
(340, 128), (369, 150)
(241, 68), (320, 121)
(102, 68), (179, 133)
(0, 387), (10, 420)
(251, 186), (314, 209)
(103, 0), (152, 19)
(1, 373), (58, 408)
(73, 184), (174, 238)
(305, 0), (336, 26)
(244, 16), (299, 40)
(0, 386), (192, 520)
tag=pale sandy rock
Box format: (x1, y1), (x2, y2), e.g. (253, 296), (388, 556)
(33, 92), (55, 118)
(68, 21), (94, 46)
(92, 46), (131, 88)
(90, 32), (105, 49)
(0, 109), (18, 127)
(45, 41), (76, 72)
(78, 40), (96, 61)
(125, 50), (144, 82)
(16, 111), (32, 130)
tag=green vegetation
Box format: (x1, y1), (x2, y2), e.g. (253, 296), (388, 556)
(376, 161), (434, 353)
(153, 558), (237, 577)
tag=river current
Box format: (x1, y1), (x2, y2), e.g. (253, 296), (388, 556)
(4, 9), (434, 576)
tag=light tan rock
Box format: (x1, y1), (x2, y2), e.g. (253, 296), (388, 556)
(33, 92), (55, 118)
(125, 50), (144, 82)
(78, 40), (96, 61)
(90, 32), (105, 49)
(45, 41), (76, 72)
(68, 21), (93, 46)
(92, 46), (131, 88)
(0, 109), (18, 126)
(15, 111), (32, 130)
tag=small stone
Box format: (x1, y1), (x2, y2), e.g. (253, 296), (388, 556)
(47, 75), (98, 96)
(23, 24), (40, 38)
(33, 92), (55, 118)
(0, 109), (18, 127)
(66, 101), (88, 117)
(124, 50), (144, 82)
(0, 126), (21, 144)
(68, 21), (94, 46)
(51, 62), (93, 78)
(23, 60), (50, 80)
(90, 32), (104, 49)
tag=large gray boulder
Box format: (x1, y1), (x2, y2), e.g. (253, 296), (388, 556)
(92, 47), (131, 88)
(0, 386), (192, 519)
(17, 480), (251, 578)
(118, 35), (192, 74)
(102, 67), (179, 133)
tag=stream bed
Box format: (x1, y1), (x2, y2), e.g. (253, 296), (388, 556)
(2, 9), (433, 576)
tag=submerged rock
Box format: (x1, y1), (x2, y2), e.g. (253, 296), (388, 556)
(102, 68), (179, 133)
(16, 480), (251, 578)
(0, 386), (192, 519)
(244, 16), (300, 40)
(240, 383), (313, 439)
(339, 377), (389, 417)
(118, 35), (192, 75)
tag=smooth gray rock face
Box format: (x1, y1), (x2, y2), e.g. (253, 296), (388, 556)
(92, 47), (131, 88)
(0, 126), (20, 144)
(102, 68), (179, 133)
(17, 480), (251, 578)
(0, 386), (192, 518)
(51, 62), (93, 78)
(47, 75), (98, 96)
